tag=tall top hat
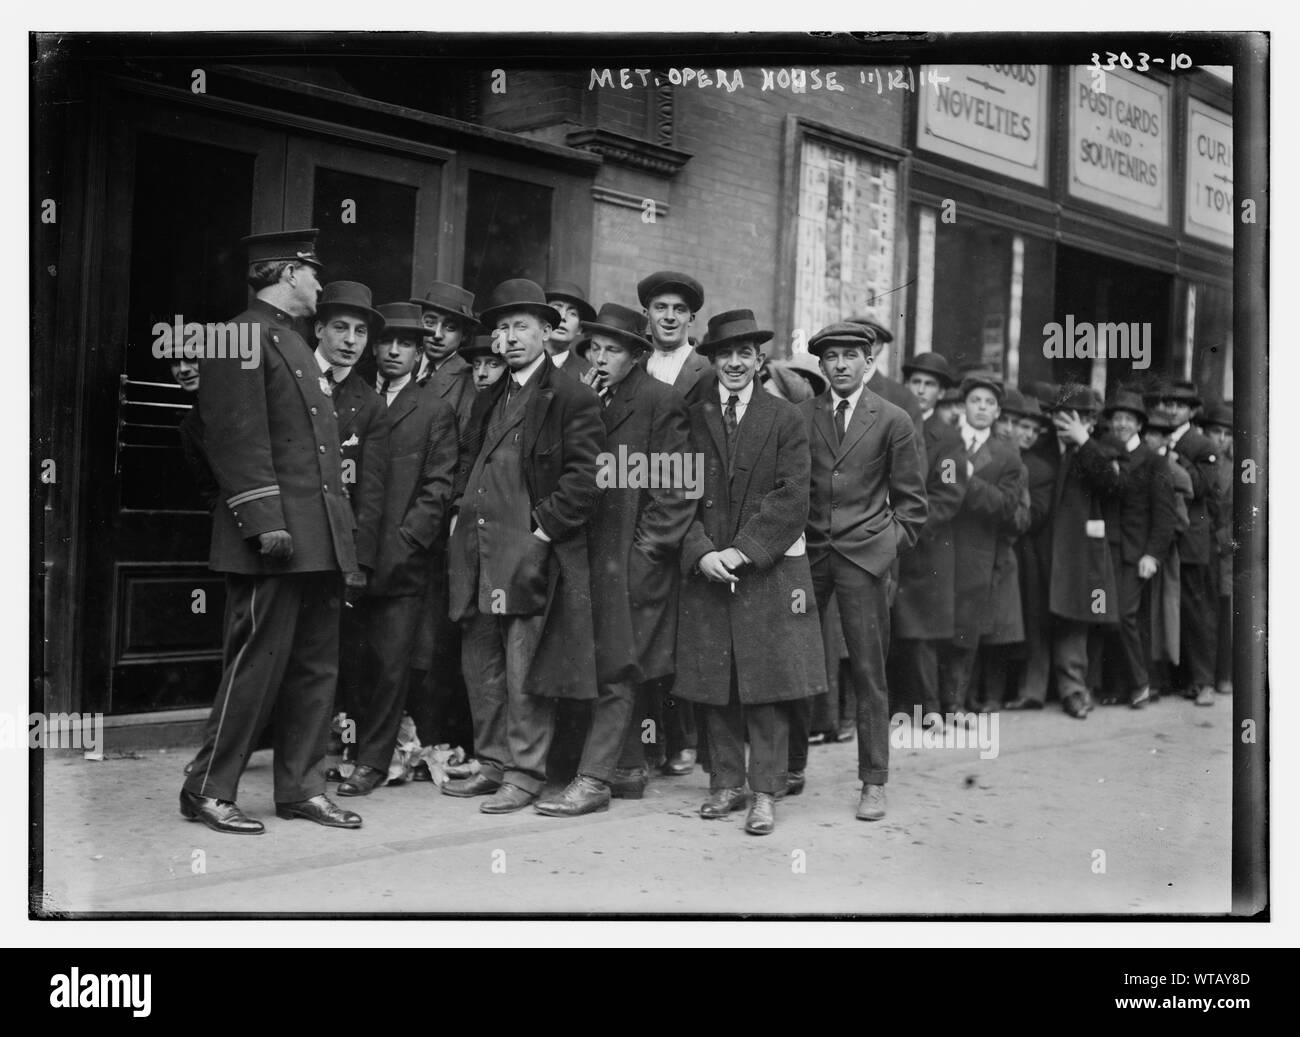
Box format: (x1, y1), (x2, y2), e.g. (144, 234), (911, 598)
(544, 281), (598, 324)
(1102, 389), (1149, 425)
(901, 351), (954, 387)
(580, 302), (651, 353)
(410, 281), (479, 324)
(960, 370), (1005, 402)
(241, 228), (322, 268)
(637, 270), (705, 313)
(808, 322), (875, 357)
(695, 309), (774, 356)
(316, 281), (384, 331)
(374, 302), (428, 337)
(477, 279), (561, 329)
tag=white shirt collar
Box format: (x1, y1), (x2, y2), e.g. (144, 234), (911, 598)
(551, 350), (570, 368)
(1170, 421), (1191, 447)
(921, 407), (935, 423)
(314, 347), (351, 384)
(376, 371), (413, 399)
(511, 352), (547, 388)
(1125, 432), (1141, 453)
(719, 379), (755, 407)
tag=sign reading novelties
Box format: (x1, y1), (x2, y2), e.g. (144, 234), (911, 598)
(916, 65), (1050, 186)
(1184, 98), (1233, 248)
(1068, 66), (1170, 224)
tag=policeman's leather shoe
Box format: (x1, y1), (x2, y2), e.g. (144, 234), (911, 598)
(745, 792), (776, 835)
(661, 749), (697, 776)
(699, 787), (748, 818)
(1195, 685), (1216, 707)
(179, 789), (265, 835)
(535, 776), (611, 817)
(856, 784), (886, 821)
(610, 766), (648, 800)
(1002, 698), (1043, 711)
(441, 773), (501, 798)
(480, 783), (537, 814)
(275, 794), (362, 829)
(1129, 686), (1151, 709)
(1063, 692), (1090, 719)
(776, 770), (805, 800)
(337, 763), (387, 797)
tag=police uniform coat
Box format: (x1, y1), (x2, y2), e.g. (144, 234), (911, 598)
(448, 358), (606, 700)
(588, 365), (695, 685)
(893, 413), (968, 640)
(334, 369), (391, 572)
(952, 434), (1026, 647)
(199, 299), (357, 575)
(674, 387), (826, 707)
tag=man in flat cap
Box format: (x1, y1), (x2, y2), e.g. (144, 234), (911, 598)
(796, 322), (928, 820)
(535, 303), (695, 815)
(1043, 385), (1124, 719)
(674, 310), (826, 836)
(544, 280), (596, 382)
(1155, 381), (1223, 706)
(943, 372), (1027, 716)
(444, 279), (605, 813)
(891, 352), (967, 727)
(634, 270), (711, 777)
(180, 229), (364, 834)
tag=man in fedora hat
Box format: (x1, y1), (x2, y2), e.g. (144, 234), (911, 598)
(674, 309), (826, 836)
(1155, 380), (1222, 705)
(1043, 384), (1124, 719)
(1097, 390), (1177, 708)
(333, 302), (458, 797)
(463, 333), (508, 394)
(942, 371), (1027, 715)
(412, 280), (478, 429)
(891, 351), (968, 726)
(794, 322), (927, 820)
(1000, 388), (1059, 710)
(535, 303), (695, 816)
(181, 229), (364, 834)
(544, 280), (596, 381)
(444, 279), (605, 813)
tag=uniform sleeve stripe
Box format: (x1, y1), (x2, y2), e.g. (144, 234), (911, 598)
(227, 486), (281, 508)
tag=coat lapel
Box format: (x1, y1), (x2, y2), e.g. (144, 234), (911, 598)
(430, 353), (468, 399)
(836, 389), (879, 462)
(729, 388), (776, 511)
(523, 361), (555, 458)
(386, 381), (421, 428)
(812, 393), (838, 454)
(604, 365), (641, 436)
(700, 398), (729, 481)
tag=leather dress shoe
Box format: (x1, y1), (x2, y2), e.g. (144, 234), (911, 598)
(610, 766), (648, 800)
(1195, 685), (1216, 706)
(660, 749), (697, 776)
(1063, 691), (1091, 719)
(275, 794), (362, 829)
(745, 792), (776, 835)
(535, 775), (611, 817)
(337, 763), (387, 797)
(699, 787), (748, 819)
(480, 782), (537, 814)
(441, 772), (501, 798)
(1002, 697), (1043, 711)
(776, 770), (805, 800)
(856, 784), (886, 821)
(179, 789), (264, 835)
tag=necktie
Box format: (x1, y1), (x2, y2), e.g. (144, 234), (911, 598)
(505, 377), (521, 410)
(379, 377), (391, 397)
(724, 393), (739, 440)
(835, 398), (849, 444)
(600, 388), (612, 408)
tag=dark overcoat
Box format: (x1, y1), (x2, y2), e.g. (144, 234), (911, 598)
(952, 433), (1026, 647)
(553, 349), (593, 382)
(199, 298), (357, 575)
(368, 381), (458, 598)
(894, 414), (968, 640)
(334, 370), (391, 573)
(1016, 447), (1058, 643)
(420, 351), (476, 433)
(587, 365), (695, 685)
(1047, 437), (1124, 624)
(674, 387), (826, 707)
(447, 358), (606, 700)
(1107, 437), (1177, 568)
(642, 347), (716, 405)
(1169, 425), (1221, 567)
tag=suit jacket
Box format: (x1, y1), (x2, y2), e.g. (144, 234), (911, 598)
(800, 386), (928, 579)
(1047, 437), (1124, 624)
(334, 370), (391, 572)
(1169, 424), (1221, 566)
(1107, 436), (1176, 567)
(419, 351), (476, 433)
(178, 407), (219, 511)
(674, 387), (826, 707)
(588, 365), (695, 684)
(552, 349), (592, 382)
(368, 381), (457, 597)
(199, 298), (357, 575)
(951, 432), (1026, 646)
(894, 413), (967, 640)
(448, 357), (606, 700)
(642, 346), (715, 405)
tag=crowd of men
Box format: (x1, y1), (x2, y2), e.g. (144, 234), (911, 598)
(171, 227), (1235, 840)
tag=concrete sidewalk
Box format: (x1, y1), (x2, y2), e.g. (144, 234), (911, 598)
(35, 695), (1232, 916)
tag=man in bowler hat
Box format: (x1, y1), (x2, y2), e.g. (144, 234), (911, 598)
(444, 279), (605, 813)
(412, 280), (478, 429)
(180, 229), (363, 833)
(544, 280), (596, 381)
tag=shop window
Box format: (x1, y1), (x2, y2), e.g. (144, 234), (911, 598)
(930, 217), (1012, 375)
(311, 167), (418, 306)
(793, 138), (899, 350)
(1187, 281), (1233, 402)
(463, 170), (553, 305)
